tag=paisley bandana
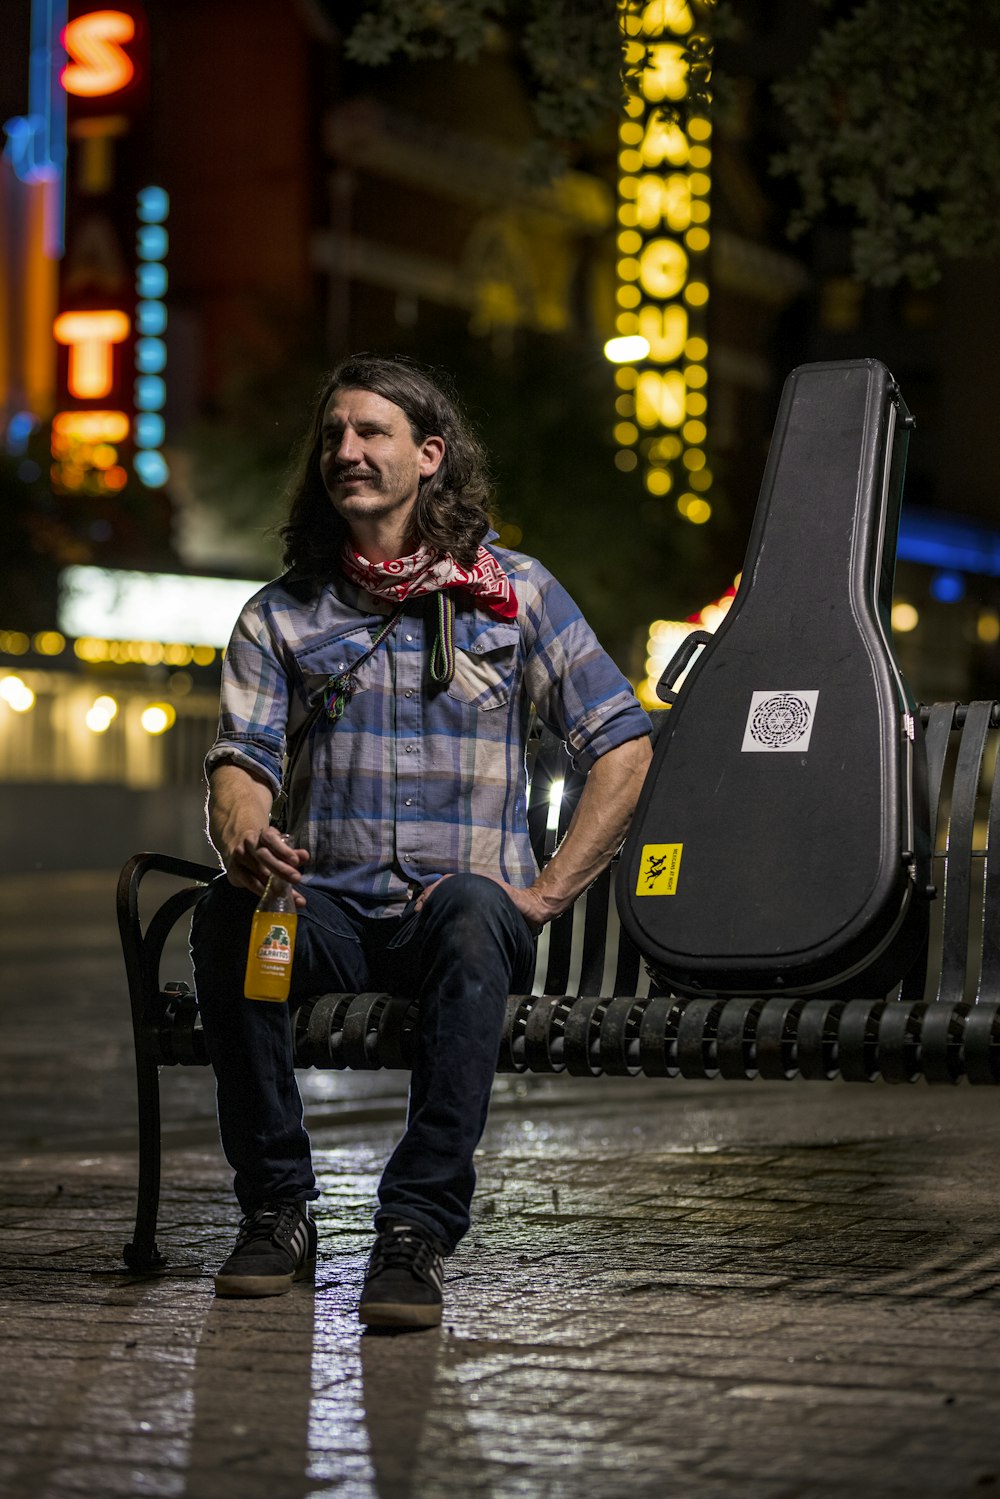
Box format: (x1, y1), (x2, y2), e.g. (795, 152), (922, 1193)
(340, 542), (517, 621)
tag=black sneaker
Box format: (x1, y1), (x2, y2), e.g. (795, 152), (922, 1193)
(359, 1218), (447, 1328)
(214, 1200), (317, 1298)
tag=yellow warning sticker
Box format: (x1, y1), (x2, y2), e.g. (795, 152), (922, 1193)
(635, 843), (683, 896)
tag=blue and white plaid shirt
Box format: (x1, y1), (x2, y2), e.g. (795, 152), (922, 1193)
(206, 545), (652, 915)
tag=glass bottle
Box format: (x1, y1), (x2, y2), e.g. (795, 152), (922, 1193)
(244, 836), (299, 1002)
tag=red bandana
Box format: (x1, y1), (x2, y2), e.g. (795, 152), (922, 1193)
(340, 543), (517, 621)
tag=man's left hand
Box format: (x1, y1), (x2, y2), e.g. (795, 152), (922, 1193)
(414, 874), (557, 934)
(486, 878), (556, 935)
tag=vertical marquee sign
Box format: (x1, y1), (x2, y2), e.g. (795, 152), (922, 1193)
(50, 3), (168, 498)
(608, 0), (712, 527)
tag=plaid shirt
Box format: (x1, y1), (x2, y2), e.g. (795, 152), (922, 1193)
(206, 546), (652, 915)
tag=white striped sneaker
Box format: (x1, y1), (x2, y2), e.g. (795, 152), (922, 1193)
(359, 1218), (447, 1328)
(214, 1201), (317, 1297)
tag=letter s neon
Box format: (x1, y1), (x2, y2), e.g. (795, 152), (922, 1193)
(61, 11), (136, 98)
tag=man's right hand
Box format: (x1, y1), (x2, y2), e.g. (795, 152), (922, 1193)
(225, 824), (310, 905)
(208, 764), (310, 906)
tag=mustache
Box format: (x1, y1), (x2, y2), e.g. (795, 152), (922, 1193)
(334, 466), (380, 486)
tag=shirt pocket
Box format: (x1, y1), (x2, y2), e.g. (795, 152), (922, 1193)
(446, 620), (521, 711)
(294, 626), (383, 717)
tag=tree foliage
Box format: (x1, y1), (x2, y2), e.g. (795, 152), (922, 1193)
(341, 0), (1000, 287)
(343, 0), (715, 169)
(180, 305), (330, 573)
(430, 329), (712, 663)
(771, 0), (1000, 286)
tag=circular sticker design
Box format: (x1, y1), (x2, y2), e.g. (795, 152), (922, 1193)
(750, 693), (812, 748)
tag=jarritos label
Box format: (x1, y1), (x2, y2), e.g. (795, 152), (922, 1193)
(244, 909), (298, 1002)
(257, 923), (292, 968)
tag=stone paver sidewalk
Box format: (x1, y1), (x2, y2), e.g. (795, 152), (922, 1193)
(3, 873), (1000, 1499)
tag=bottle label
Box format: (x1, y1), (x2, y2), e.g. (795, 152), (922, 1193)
(245, 909), (297, 1002)
(256, 924), (292, 966)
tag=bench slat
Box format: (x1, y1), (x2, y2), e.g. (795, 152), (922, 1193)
(937, 701), (994, 1003)
(980, 726), (1000, 1002)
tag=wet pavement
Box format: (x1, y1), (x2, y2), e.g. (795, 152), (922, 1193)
(4, 871), (1000, 1498)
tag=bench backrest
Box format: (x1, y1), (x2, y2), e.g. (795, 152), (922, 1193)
(117, 702), (1000, 1079)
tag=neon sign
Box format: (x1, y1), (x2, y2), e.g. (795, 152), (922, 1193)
(2, 0), (69, 256)
(53, 410), (129, 442)
(608, 1), (712, 524)
(132, 185), (169, 488)
(60, 11), (137, 98)
(53, 308), (130, 398)
(44, 5), (159, 496)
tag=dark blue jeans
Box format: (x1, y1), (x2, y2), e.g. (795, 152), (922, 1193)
(190, 873), (536, 1252)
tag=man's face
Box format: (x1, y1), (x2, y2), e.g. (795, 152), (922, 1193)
(319, 387), (443, 542)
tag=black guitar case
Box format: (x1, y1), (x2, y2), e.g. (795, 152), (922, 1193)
(617, 358), (933, 998)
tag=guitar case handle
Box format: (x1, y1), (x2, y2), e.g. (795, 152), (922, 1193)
(656, 630), (714, 706)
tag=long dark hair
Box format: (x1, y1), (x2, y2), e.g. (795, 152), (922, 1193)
(280, 354), (494, 575)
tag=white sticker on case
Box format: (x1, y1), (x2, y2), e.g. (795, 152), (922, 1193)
(741, 691), (819, 753)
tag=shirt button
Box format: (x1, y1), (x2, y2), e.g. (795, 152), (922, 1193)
(405, 744), (414, 753)
(404, 633), (413, 643)
(473, 644), (484, 654)
(404, 689), (413, 698)
(404, 798), (413, 806)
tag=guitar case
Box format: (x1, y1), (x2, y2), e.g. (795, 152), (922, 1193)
(617, 358), (933, 998)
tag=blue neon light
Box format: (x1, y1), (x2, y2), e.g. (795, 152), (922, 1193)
(3, 117), (44, 180)
(137, 224), (168, 261)
(2, 0), (68, 254)
(135, 450), (170, 488)
(136, 300), (167, 335)
(136, 263), (167, 298)
(135, 375), (166, 411)
(134, 187), (169, 488)
(930, 570), (965, 603)
(135, 337), (167, 374)
(134, 413), (165, 448)
(897, 510), (1000, 578)
(137, 186), (169, 224)
(5, 411), (37, 455)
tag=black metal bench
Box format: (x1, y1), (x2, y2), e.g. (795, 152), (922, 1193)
(117, 703), (1000, 1270)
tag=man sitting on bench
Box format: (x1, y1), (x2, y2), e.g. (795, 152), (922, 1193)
(192, 354), (651, 1327)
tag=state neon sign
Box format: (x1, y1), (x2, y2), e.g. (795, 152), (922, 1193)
(49, 4), (154, 497)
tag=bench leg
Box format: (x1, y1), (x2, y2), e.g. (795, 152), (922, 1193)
(123, 1056), (167, 1271)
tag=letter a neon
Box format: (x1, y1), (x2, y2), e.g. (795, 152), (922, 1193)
(61, 12), (136, 98)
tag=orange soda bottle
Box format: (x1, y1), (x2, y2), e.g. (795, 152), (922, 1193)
(244, 836), (299, 1002)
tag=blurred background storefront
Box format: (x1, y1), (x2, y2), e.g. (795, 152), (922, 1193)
(3, 0), (1000, 871)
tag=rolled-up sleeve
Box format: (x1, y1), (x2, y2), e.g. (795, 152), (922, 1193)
(204, 599), (289, 796)
(517, 561), (652, 768)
